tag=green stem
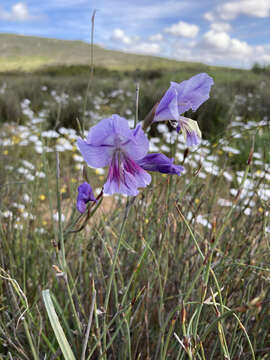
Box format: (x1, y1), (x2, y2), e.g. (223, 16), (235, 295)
(55, 152), (65, 268)
(23, 319), (39, 360)
(81, 10), (97, 134)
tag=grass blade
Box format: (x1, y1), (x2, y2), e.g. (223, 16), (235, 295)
(42, 289), (76, 360)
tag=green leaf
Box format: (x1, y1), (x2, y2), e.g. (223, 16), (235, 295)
(42, 289), (76, 360)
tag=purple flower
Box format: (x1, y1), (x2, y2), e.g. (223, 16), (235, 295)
(154, 73), (214, 146)
(77, 182), (96, 213)
(77, 115), (182, 196)
(137, 153), (184, 175)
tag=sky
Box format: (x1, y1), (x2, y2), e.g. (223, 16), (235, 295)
(0, 0), (270, 68)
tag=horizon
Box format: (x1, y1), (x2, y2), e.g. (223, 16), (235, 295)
(0, 31), (252, 72)
(0, 0), (270, 69)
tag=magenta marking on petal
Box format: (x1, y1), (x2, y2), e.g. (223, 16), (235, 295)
(78, 115), (153, 195)
(104, 152), (151, 196)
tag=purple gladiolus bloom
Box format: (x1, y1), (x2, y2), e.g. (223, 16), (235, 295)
(154, 73), (214, 146)
(77, 115), (151, 196)
(137, 153), (184, 175)
(77, 182), (96, 213)
(77, 115), (182, 196)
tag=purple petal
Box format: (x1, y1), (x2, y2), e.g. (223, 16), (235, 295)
(153, 87), (180, 122)
(137, 153), (184, 175)
(77, 138), (113, 168)
(173, 73), (214, 113)
(122, 124), (149, 160)
(104, 155), (151, 196)
(76, 182), (96, 213)
(178, 116), (202, 147)
(77, 200), (87, 213)
(86, 114), (132, 146)
(154, 73), (214, 122)
(77, 182), (96, 202)
(186, 131), (201, 147)
(79, 116), (149, 166)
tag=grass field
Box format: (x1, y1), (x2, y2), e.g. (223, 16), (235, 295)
(0, 33), (203, 72)
(1, 35), (270, 359)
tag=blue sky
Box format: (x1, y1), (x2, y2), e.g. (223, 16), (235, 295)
(0, 0), (270, 68)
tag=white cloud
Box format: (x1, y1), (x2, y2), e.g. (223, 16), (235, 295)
(149, 33), (163, 42)
(127, 42), (161, 55)
(109, 20), (270, 68)
(111, 28), (161, 55)
(12, 3), (31, 20)
(0, 2), (34, 21)
(171, 29), (270, 68)
(165, 21), (199, 38)
(204, 0), (270, 21)
(219, 0), (270, 19)
(111, 29), (131, 45)
(210, 22), (231, 32)
(203, 11), (215, 22)
(202, 30), (252, 58)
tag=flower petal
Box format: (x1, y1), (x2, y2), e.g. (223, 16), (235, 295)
(121, 124), (149, 160)
(77, 200), (87, 213)
(173, 73), (214, 113)
(76, 182), (96, 213)
(154, 87), (180, 122)
(86, 114), (132, 146)
(77, 138), (113, 167)
(82, 115), (149, 164)
(137, 153), (184, 175)
(154, 73), (214, 122)
(104, 156), (151, 196)
(186, 131), (201, 147)
(178, 116), (202, 146)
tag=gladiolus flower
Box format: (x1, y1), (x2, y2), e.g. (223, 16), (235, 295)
(77, 115), (182, 196)
(154, 73), (214, 146)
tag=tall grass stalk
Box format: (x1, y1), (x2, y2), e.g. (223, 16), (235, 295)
(81, 9), (97, 133)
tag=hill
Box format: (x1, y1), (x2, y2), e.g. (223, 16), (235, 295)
(0, 33), (204, 72)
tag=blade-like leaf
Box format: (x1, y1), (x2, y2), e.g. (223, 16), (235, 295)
(42, 289), (76, 360)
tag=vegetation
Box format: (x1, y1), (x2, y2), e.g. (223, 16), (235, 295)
(0, 35), (270, 359)
(0, 33), (203, 72)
